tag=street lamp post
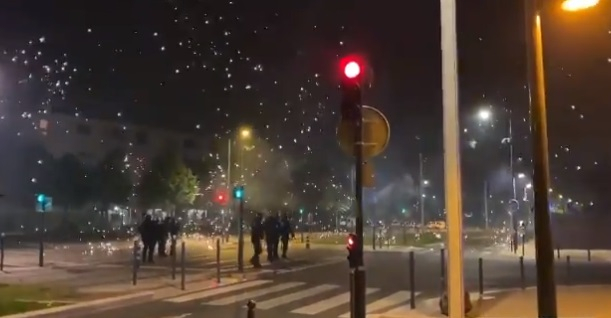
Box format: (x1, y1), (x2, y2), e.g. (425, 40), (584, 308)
(235, 127), (251, 273)
(524, 0), (599, 316)
(440, 0), (465, 317)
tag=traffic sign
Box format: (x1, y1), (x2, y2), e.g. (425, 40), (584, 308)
(337, 105), (390, 158)
(508, 199), (519, 214)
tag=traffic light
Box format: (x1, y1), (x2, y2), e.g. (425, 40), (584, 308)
(340, 57), (363, 122)
(299, 208), (304, 215)
(233, 186), (244, 199)
(36, 194), (46, 204)
(346, 233), (360, 268)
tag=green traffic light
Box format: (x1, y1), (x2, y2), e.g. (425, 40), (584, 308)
(36, 194), (46, 204)
(233, 186), (244, 199)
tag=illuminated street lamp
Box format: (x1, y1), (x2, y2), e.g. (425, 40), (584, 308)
(525, 0), (599, 315)
(477, 109), (491, 121)
(240, 127), (252, 139)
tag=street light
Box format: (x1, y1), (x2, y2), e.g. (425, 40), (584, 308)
(477, 109), (491, 121)
(240, 127), (252, 139)
(525, 0), (599, 316)
(562, 0), (599, 11)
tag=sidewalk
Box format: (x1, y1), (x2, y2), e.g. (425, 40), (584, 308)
(497, 242), (611, 262)
(474, 285), (611, 317)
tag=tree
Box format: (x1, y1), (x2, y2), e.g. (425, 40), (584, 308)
(137, 150), (199, 214)
(51, 154), (93, 211)
(94, 149), (133, 214)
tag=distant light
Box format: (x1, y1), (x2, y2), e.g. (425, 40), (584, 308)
(478, 109), (492, 121)
(525, 183), (532, 189)
(344, 61), (361, 79)
(561, 0), (599, 11)
(517, 173), (526, 179)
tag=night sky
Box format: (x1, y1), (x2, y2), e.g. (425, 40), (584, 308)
(0, 0), (609, 216)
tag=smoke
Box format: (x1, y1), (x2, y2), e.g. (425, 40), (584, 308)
(237, 137), (296, 213)
(374, 173), (418, 219)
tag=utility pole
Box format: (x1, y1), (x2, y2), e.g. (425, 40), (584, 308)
(525, 0), (557, 315)
(440, 0), (465, 316)
(483, 181), (489, 230)
(419, 153), (425, 227)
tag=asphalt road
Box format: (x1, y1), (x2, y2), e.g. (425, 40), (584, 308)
(83, 248), (611, 318)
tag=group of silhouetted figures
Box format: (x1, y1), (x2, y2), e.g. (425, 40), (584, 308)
(138, 214), (180, 263)
(250, 212), (295, 268)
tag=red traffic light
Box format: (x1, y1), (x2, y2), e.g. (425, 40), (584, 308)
(347, 233), (356, 249)
(217, 194), (224, 201)
(344, 61), (361, 79)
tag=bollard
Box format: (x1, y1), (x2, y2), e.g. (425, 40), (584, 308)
(246, 299), (256, 318)
(440, 248), (446, 292)
(566, 255), (571, 285)
(132, 240), (140, 286)
(216, 238), (221, 284)
(521, 235), (525, 257)
(305, 235), (310, 249)
(0, 232), (5, 272)
(372, 227), (376, 251)
(180, 240), (186, 290)
(349, 272), (354, 314)
(556, 247), (560, 259)
(587, 249), (591, 262)
(409, 251), (416, 309)
(171, 237), (177, 280)
(519, 256), (525, 290)
(300, 232), (304, 243)
(478, 257), (483, 297)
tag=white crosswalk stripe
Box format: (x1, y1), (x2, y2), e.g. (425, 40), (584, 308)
(163, 279), (426, 317)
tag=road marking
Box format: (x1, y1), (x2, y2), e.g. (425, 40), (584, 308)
(205, 282), (305, 306)
(165, 280), (271, 303)
(290, 288), (379, 315)
(161, 314), (192, 318)
(256, 284), (339, 310)
(377, 292), (423, 316)
(338, 291), (420, 317)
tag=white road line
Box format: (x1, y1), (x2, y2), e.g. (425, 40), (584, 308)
(256, 284), (339, 310)
(372, 292), (422, 316)
(205, 282), (305, 306)
(338, 291), (420, 317)
(165, 280), (271, 303)
(290, 288), (379, 315)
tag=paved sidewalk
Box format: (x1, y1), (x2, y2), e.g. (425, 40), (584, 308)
(474, 285), (611, 317)
(497, 242), (611, 262)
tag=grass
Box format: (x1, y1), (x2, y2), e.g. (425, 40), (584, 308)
(307, 230), (498, 248)
(0, 284), (82, 316)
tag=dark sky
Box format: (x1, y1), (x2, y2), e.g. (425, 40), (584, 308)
(0, 0), (609, 212)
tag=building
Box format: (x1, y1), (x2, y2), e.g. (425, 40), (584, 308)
(35, 112), (211, 165)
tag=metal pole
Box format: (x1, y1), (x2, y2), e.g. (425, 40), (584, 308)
(238, 196), (244, 272)
(171, 238), (177, 280)
(226, 138), (231, 234)
(180, 240), (186, 290)
(419, 153), (425, 227)
(566, 256), (570, 285)
(39, 207), (45, 267)
(409, 251), (416, 309)
(1, 233), (5, 272)
(525, 0), (557, 314)
(352, 78), (366, 318)
(483, 181), (489, 230)
(440, 0), (465, 315)
(478, 258), (483, 297)
(216, 238), (221, 284)
(132, 240), (139, 286)
(246, 300), (256, 318)
(509, 112), (516, 201)
(440, 248), (446, 292)
(519, 256), (525, 290)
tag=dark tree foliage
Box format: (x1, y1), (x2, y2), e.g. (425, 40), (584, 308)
(93, 148), (132, 210)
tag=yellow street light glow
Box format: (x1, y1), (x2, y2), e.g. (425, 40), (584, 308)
(561, 0), (599, 11)
(240, 128), (252, 139)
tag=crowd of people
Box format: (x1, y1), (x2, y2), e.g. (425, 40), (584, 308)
(137, 214), (180, 263)
(250, 212), (295, 268)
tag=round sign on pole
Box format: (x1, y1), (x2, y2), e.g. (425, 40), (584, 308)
(337, 105), (390, 158)
(508, 199), (519, 214)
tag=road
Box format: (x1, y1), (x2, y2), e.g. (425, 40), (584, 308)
(83, 247), (611, 318)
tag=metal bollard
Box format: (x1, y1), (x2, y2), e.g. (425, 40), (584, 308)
(521, 235), (525, 257)
(300, 232), (304, 243)
(440, 248), (446, 292)
(372, 227), (376, 251)
(171, 237), (177, 280)
(305, 235), (310, 249)
(132, 240), (140, 286)
(0, 232), (5, 272)
(566, 255), (571, 285)
(587, 249), (591, 262)
(557, 247), (560, 259)
(519, 256), (525, 290)
(180, 240), (186, 290)
(409, 251), (416, 309)
(216, 238), (221, 284)
(246, 300), (256, 318)
(478, 257), (484, 297)
(378, 230), (383, 249)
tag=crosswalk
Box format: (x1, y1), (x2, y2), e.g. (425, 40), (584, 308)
(163, 279), (423, 317)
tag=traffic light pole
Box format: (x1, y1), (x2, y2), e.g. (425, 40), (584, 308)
(237, 195), (244, 272)
(352, 99), (366, 318)
(38, 204), (45, 267)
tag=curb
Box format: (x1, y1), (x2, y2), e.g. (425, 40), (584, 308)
(2, 291), (154, 318)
